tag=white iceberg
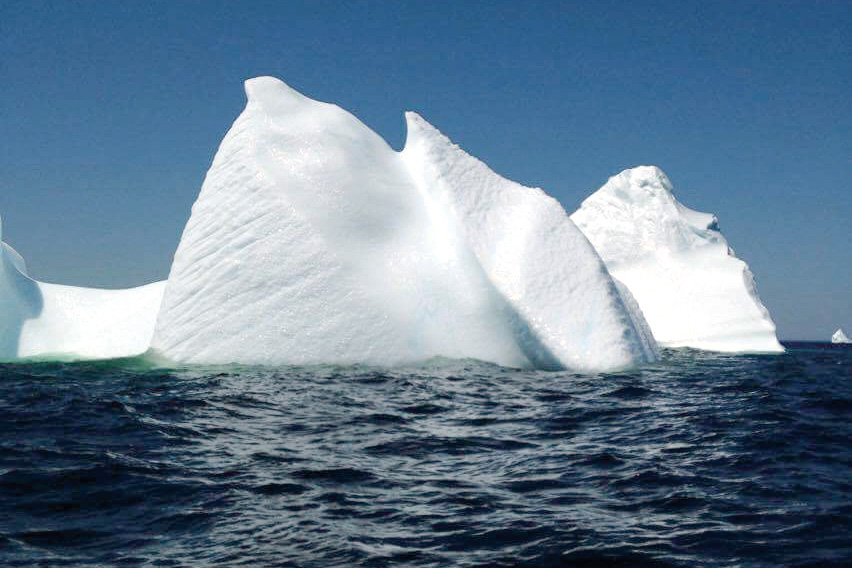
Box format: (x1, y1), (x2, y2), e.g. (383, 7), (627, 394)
(0, 217), (165, 361)
(150, 77), (658, 371)
(5, 78), (787, 366)
(571, 166), (783, 353)
(832, 328), (850, 344)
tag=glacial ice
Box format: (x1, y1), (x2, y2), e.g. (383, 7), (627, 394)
(150, 77), (658, 371)
(0, 217), (165, 361)
(832, 328), (850, 344)
(571, 166), (784, 353)
(3, 77), (788, 366)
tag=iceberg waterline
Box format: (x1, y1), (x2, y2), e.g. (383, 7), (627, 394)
(0, 76), (782, 367)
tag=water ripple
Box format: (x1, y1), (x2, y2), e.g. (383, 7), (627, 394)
(0, 345), (849, 567)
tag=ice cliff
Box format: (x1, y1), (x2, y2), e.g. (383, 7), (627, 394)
(0, 217), (165, 360)
(149, 77), (657, 371)
(571, 166), (783, 353)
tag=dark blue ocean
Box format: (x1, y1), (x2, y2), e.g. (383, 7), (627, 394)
(1, 343), (849, 567)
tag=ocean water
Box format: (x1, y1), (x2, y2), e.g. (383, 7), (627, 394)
(0, 344), (849, 567)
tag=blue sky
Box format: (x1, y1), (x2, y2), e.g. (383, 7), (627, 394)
(0, 0), (848, 340)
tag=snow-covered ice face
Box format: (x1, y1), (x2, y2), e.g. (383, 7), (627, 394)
(571, 166), (782, 353)
(149, 77), (657, 371)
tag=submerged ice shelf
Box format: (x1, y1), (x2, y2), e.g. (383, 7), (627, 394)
(1, 76), (783, 367)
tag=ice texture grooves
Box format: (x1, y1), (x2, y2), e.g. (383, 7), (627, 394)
(571, 166), (783, 353)
(402, 113), (658, 369)
(0, 217), (165, 361)
(152, 77), (656, 371)
(1, 346), (849, 567)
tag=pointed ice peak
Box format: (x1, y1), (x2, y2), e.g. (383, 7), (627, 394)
(832, 328), (851, 343)
(241, 76), (352, 132)
(571, 167), (783, 353)
(593, 166), (722, 233)
(403, 111), (447, 147)
(595, 165), (676, 206)
(403, 110), (429, 129)
(403, 111), (472, 166)
(237, 76), (394, 157)
(612, 165), (673, 192)
(244, 76), (312, 107)
(2, 242), (29, 277)
(0, 215), (28, 276)
(575, 166), (720, 259)
(402, 110), (543, 199)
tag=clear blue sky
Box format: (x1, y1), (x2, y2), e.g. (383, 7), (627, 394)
(0, 0), (848, 340)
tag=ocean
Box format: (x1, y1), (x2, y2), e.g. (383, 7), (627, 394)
(1, 343), (849, 567)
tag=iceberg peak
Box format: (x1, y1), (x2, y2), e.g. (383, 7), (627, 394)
(832, 328), (850, 343)
(614, 165), (673, 191)
(574, 166), (721, 265)
(403, 111), (446, 149)
(243, 76), (306, 105)
(150, 77), (658, 370)
(571, 166), (783, 353)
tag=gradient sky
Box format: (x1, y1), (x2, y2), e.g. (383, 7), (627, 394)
(0, 0), (848, 340)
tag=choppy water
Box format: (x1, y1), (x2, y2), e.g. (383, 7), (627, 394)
(1, 344), (850, 567)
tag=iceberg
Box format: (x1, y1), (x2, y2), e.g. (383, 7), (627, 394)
(832, 328), (850, 344)
(0, 217), (165, 361)
(5, 78), (788, 366)
(150, 77), (658, 371)
(571, 166), (783, 353)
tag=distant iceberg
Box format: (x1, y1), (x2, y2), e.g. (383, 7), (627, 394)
(150, 77), (657, 371)
(832, 328), (850, 344)
(571, 166), (783, 353)
(0, 217), (165, 361)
